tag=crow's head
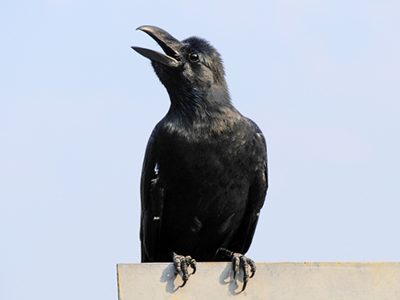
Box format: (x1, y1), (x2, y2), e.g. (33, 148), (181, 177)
(132, 26), (230, 109)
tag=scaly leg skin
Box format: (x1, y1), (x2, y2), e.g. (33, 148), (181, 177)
(217, 248), (256, 291)
(172, 252), (197, 288)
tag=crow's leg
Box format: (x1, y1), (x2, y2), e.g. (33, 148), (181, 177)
(172, 252), (197, 288)
(217, 248), (256, 291)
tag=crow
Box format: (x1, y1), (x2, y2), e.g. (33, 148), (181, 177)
(132, 25), (268, 291)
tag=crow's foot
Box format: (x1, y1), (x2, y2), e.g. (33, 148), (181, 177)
(217, 248), (256, 291)
(172, 252), (197, 288)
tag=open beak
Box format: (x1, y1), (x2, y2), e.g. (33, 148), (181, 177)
(132, 25), (183, 68)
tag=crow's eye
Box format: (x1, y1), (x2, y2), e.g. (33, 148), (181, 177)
(189, 52), (199, 62)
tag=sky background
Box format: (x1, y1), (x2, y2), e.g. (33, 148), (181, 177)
(1, 0), (400, 299)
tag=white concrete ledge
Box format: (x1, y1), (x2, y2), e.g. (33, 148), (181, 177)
(117, 262), (400, 299)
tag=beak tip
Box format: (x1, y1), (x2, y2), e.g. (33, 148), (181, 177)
(136, 25), (154, 32)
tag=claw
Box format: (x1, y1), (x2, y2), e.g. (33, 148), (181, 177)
(188, 256), (197, 275)
(172, 252), (197, 288)
(248, 258), (256, 278)
(181, 259), (189, 281)
(180, 278), (188, 288)
(240, 255), (249, 291)
(217, 247), (256, 291)
(232, 255), (240, 278)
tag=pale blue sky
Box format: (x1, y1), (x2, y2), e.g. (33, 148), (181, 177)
(1, 1), (400, 299)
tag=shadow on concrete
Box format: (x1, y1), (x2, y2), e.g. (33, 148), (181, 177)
(159, 262), (247, 295)
(219, 263), (245, 295)
(159, 263), (181, 293)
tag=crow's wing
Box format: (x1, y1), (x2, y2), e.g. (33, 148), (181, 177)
(227, 119), (268, 254)
(140, 130), (165, 262)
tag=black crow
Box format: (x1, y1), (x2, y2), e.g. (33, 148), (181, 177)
(132, 25), (268, 291)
